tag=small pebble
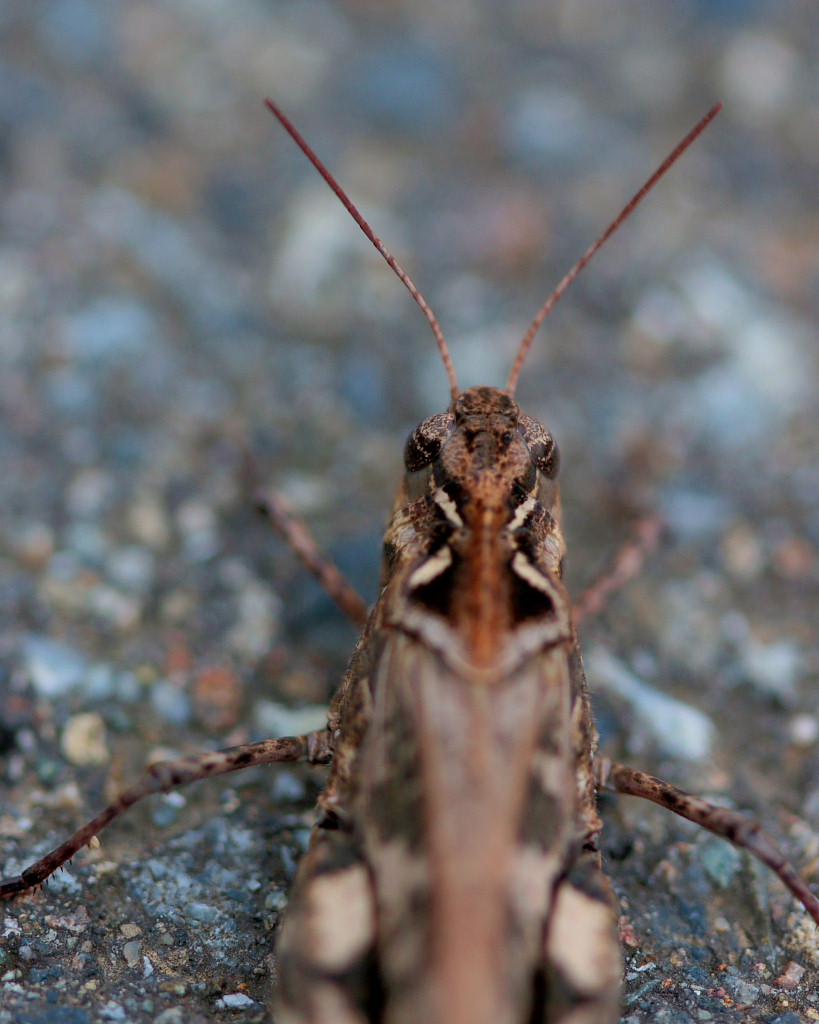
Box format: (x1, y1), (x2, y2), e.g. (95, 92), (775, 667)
(226, 579), (281, 660)
(773, 536), (816, 581)
(271, 771), (307, 803)
(215, 993), (256, 1009)
(122, 940), (142, 966)
(721, 974), (760, 1005)
(127, 492), (172, 551)
(63, 521), (108, 562)
(585, 646), (715, 760)
(726, 613), (805, 700)
(184, 902), (218, 924)
(720, 522), (764, 580)
(106, 545), (155, 594)
(87, 584), (142, 631)
(506, 89), (596, 167)
(61, 713), (109, 766)
(155, 1008), (205, 1024)
(789, 714), (819, 747)
(63, 297), (158, 364)
(177, 500), (220, 562)
(192, 666), (243, 732)
(99, 1002), (126, 1021)
(149, 680), (192, 725)
(265, 889), (288, 913)
(12, 522), (55, 568)
(43, 907), (90, 934)
(253, 699), (329, 739)
(775, 961), (806, 990)
(66, 468), (115, 518)
(22, 635), (89, 698)
(150, 791), (186, 830)
(720, 30), (798, 120)
(268, 189), (372, 320)
(697, 836), (741, 890)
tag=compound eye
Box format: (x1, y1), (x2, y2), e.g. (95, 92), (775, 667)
(531, 437), (559, 479)
(404, 412), (452, 471)
(519, 415), (560, 479)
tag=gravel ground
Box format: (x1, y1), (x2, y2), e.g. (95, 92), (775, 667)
(1, 3), (819, 1023)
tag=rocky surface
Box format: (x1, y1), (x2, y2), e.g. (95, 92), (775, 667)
(1, 2), (819, 1022)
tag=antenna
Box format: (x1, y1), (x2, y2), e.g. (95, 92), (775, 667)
(505, 102), (723, 397)
(265, 99), (460, 401)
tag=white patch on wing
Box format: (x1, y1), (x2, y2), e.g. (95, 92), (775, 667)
(304, 864), (375, 972)
(506, 494), (537, 533)
(545, 883), (620, 997)
(432, 487), (463, 527)
(408, 544), (453, 588)
(511, 551), (553, 594)
(508, 843), (563, 927)
(311, 987), (370, 1024)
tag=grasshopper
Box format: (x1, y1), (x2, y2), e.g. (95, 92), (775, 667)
(3, 102), (818, 1024)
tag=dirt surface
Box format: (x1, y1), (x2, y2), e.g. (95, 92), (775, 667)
(1, 3), (819, 1023)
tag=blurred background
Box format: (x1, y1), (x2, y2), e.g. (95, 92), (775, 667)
(1, 2), (818, 1022)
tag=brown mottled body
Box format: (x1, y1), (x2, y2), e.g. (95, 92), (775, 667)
(275, 388), (621, 1024)
(4, 101), (818, 1024)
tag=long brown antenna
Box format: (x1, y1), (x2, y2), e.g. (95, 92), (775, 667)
(265, 99), (459, 400)
(505, 102), (723, 397)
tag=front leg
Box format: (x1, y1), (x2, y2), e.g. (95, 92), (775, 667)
(256, 489), (369, 627)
